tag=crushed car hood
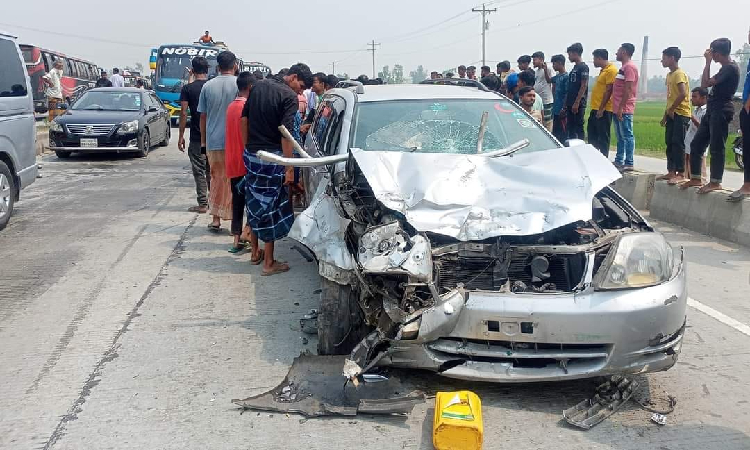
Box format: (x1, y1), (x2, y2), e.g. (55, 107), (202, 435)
(350, 144), (621, 241)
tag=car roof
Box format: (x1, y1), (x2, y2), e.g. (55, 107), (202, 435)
(88, 87), (146, 93)
(353, 84), (506, 103)
(0, 30), (18, 39)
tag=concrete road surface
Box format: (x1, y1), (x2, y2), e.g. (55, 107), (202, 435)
(1, 140), (749, 450)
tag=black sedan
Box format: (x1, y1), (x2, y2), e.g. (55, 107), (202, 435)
(49, 87), (171, 158)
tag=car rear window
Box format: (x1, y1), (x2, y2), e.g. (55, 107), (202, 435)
(351, 99), (558, 154)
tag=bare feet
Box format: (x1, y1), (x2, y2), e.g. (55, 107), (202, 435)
(697, 182), (722, 194)
(667, 175), (685, 185)
(679, 179), (702, 190)
(656, 173), (672, 181)
(250, 249), (265, 265)
(261, 260), (290, 276)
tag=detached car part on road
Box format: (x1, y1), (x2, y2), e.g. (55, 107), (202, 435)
(262, 83), (687, 383)
(49, 87), (171, 158)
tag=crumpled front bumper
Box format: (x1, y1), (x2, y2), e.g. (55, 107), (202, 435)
(380, 253), (687, 383)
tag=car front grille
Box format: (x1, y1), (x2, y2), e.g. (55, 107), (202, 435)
(66, 124), (115, 135)
(434, 248), (584, 293)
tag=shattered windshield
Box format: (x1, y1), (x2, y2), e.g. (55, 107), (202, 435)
(351, 99), (558, 154)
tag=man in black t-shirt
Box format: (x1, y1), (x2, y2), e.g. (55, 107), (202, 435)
(178, 56), (210, 213)
(95, 72), (112, 88)
(240, 63), (313, 276)
(564, 42), (590, 141)
(682, 38), (740, 194)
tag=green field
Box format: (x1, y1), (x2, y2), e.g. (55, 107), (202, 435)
(586, 100), (740, 170)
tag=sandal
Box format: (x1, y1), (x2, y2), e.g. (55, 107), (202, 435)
(228, 245), (246, 254)
(727, 190), (750, 203)
(250, 249), (265, 265)
(207, 223), (221, 233)
(261, 261), (290, 277)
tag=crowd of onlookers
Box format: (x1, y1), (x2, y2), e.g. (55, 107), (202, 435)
(172, 34), (747, 269)
(435, 31), (749, 200)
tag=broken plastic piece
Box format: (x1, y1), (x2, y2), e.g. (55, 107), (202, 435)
(651, 413), (667, 426)
(300, 309), (319, 335)
(562, 376), (639, 430)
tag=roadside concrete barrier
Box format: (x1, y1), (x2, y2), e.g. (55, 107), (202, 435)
(612, 171), (656, 211)
(648, 181), (750, 247)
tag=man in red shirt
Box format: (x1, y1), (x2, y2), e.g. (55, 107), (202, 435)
(225, 72), (255, 252)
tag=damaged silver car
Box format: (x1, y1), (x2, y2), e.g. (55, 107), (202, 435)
(260, 82), (687, 383)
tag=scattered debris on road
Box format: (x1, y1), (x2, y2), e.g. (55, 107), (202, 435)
(232, 353), (425, 417)
(300, 310), (318, 335)
(651, 413), (667, 426)
(562, 375), (639, 430)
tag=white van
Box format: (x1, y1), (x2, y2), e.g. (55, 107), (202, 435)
(0, 31), (37, 231)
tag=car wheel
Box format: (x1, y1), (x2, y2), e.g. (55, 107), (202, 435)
(136, 130), (150, 158)
(0, 161), (17, 231)
(159, 124), (170, 147)
(55, 151), (72, 159)
(317, 278), (369, 355)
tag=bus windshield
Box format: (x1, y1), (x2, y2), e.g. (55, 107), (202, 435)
(158, 55), (218, 80)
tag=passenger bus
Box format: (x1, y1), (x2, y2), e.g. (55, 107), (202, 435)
(241, 61), (272, 78)
(19, 44), (99, 113)
(151, 43), (224, 124)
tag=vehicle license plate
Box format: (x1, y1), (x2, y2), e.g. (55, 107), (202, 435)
(80, 138), (97, 148)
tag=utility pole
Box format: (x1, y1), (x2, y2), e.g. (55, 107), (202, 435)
(472, 3), (496, 67)
(332, 61), (336, 75)
(367, 40), (380, 79)
(640, 36), (649, 96)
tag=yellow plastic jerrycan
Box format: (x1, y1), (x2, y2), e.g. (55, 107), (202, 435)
(433, 391), (483, 450)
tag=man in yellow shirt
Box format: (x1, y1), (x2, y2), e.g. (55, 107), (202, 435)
(660, 46), (691, 183)
(589, 49), (618, 157)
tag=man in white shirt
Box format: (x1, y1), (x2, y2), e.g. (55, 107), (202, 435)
(532, 51), (555, 131)
(110, 68), (125, 88)
(42, 59), (64, 121)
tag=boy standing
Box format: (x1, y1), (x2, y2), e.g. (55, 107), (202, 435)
(589, 49), (618, 157)
(681, 38), (740, 194)
(729, 28), (750, 202)
(564, 43), (589, 141)
(532, 51), (555, 130)
(612, 43), (639, 171)
(683, 87), (708, 182)
(225, 72), (254, 253)
(550, 54), (568, 143)
(178, 57), (210, 213)
(660, 47), (691, 184)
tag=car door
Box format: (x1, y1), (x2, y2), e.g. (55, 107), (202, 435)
(141, 93), (163, 141)
(149, 93), (167, 140)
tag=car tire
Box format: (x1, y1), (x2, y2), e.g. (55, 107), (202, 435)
(317, 278), (369, 355)
(0, 161), (17, 231)
(136, 130), (150, 158)
(159, 124), (170, 147)
(55, 151), (72, 159)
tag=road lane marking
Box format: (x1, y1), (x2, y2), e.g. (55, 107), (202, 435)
(688, 297), (750, 337)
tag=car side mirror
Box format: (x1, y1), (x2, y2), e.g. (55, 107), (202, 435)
(564, 139), (586, 147)
(147, 106), (159, 113)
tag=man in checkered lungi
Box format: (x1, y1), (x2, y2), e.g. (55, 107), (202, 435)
(240, 63), (313, 276)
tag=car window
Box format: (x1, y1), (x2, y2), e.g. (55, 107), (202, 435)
(351, 98), (558, 154)
(0, 39), (29, 98)
(72, 91), (142, 111)
(150, 94), (163, 109)
(312, 95), (346, 156)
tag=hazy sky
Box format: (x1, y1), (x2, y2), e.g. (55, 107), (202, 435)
(2, 0), (748, 80)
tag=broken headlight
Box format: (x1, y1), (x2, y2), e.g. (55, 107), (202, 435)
(594, 233), (674, 290)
